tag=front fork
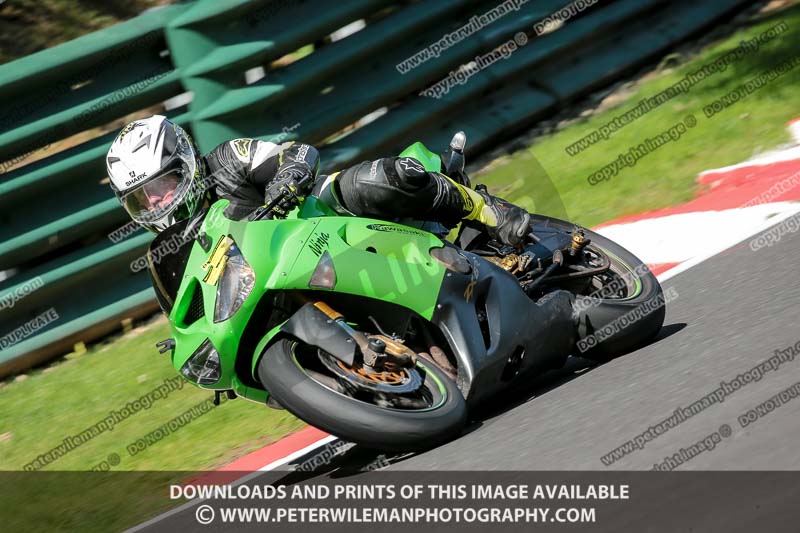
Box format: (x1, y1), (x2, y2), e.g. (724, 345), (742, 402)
(286, 301), (417, 372)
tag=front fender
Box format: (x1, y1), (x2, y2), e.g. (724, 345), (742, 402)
(251, 302), (357, 380)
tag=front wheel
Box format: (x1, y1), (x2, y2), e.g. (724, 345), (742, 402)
(258, 338), (467, 452)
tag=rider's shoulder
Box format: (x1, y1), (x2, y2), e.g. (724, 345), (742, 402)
(210, 138), (256, 164)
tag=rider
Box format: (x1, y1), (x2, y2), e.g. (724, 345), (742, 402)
(105, 115), (531, 246)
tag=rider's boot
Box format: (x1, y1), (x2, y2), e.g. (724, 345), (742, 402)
(467, 187), (532, 249)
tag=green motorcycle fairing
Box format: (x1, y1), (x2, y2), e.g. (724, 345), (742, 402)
(398, 141), (442, 171)
(165, 166), (449, 403)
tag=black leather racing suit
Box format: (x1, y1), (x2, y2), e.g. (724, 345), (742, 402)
(202, 138), (531, 247)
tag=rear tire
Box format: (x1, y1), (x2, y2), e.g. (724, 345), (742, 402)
(258, 338), (467, 452)
(529, 215), (665, 360)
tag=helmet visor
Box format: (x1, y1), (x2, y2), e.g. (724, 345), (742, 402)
(121, 167), (191, 223)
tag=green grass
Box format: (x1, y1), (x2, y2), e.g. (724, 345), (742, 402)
(474, 4), (800, 227)
(0, 318), (304, 472)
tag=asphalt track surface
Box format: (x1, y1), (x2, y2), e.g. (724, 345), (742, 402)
(131, 222), (800, 532)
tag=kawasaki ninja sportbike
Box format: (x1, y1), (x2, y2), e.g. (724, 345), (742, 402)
(148, 134), (665, 451)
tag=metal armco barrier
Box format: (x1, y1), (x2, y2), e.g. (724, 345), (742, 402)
(0, 0), (751, 377)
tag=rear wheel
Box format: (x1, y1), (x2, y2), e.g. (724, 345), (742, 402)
(529, 215), (665, 360)
(258, 337), (467, 452)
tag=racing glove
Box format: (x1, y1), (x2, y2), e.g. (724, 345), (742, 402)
(252, 167), (313, 219)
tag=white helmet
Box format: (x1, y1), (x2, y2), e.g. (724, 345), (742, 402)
(106, 115), (206, 233)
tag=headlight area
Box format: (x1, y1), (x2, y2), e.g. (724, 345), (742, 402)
(214, 242), (255, 322)
(180, 339), (222, 385)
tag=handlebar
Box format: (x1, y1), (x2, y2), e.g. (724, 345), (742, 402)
(249, 174), (315, 221)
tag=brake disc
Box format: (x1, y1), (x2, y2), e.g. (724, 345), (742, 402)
(317, 349), (423, 394)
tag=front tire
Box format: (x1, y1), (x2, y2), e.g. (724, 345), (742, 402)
(258, 338), (467, 452)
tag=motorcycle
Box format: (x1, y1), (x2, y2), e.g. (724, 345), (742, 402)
(149, 133), (665, 451)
